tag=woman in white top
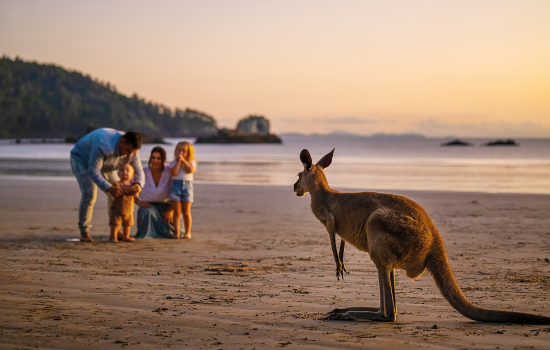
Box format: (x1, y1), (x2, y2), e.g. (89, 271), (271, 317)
(165, 141), (196, 239)
(135, 146), (183, 239)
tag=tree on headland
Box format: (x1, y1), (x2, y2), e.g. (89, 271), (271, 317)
(0, 56), (218, 139)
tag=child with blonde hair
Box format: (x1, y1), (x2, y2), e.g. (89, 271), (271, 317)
(109, 163), (141, 242)
(164, 141), (196, 239)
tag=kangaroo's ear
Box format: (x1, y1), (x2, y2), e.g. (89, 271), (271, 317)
(316, 148), (334, 169)
(300, 149), (313, 171)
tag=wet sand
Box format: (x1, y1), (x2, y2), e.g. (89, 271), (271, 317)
(1, 177), (550, 349)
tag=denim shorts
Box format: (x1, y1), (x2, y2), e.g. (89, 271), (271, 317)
(169, 180), (194, 203)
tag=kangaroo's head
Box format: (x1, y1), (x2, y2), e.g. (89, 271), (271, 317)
(294, 149), (334, 197)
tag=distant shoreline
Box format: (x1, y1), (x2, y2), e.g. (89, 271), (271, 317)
(3, 134), (550, 145)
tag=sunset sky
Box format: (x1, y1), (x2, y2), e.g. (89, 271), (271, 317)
(1, 0), (549, 137)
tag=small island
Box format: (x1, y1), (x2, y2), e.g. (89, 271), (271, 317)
(441, 139), (473, 146)
(483, 139), (519, 146)
(195, 115), (282, 144)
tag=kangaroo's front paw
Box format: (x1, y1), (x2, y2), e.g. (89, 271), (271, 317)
(336, 262), (349, 280)
(340, 264), (349, 278)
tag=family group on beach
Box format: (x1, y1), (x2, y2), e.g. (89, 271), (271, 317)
(69, 128), (196, 242)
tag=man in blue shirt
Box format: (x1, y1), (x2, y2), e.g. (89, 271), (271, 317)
(70, 128), (145, 242)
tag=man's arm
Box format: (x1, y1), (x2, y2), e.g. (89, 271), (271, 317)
(129, 151), (145, 189)
(88, 146), (113, 192)
(125, 184), (141, 196)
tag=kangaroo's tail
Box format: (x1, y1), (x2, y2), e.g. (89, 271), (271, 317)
(426, 242), (550, 324)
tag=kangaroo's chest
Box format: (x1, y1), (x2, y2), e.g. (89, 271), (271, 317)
(312, 206), (370, 252)
(334, 214), (369, 251)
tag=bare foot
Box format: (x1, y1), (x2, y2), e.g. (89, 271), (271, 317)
(80, 233), (93, 242)
(173, 234), (181, 239)
(109, 238), (118, 243)
(183, 233), (191, 239)
(122, 237), (135, 242)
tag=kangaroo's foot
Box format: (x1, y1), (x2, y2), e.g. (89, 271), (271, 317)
(331, 306), (379, 314)
(327, 307), (395, 322)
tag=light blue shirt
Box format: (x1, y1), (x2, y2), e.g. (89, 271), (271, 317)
(70, 128), (145, 191)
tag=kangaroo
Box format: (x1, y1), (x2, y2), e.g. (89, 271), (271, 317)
(293, 148), (550, 324)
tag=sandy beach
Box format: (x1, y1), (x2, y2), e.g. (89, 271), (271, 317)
(1, 176), (550, 349)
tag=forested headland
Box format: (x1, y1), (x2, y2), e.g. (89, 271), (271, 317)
(0, 57), (218, 140)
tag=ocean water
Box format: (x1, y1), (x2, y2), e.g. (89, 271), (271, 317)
(0, 134), (549, 194)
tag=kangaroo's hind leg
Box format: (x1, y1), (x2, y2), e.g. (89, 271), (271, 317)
(328, 265), (396, 322)
(390, 269), (397, 315)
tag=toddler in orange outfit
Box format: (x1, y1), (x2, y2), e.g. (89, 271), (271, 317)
(109, 164), (141, 242)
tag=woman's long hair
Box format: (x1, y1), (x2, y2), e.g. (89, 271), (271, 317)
(148, 146), (167, 171)
(174, 141), (195, 161)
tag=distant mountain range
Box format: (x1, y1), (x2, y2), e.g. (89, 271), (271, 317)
(0, 57), (218, 139)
